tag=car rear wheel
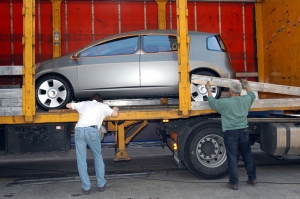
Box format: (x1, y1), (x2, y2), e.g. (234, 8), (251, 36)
(190, 71), (221, 101)
(36, 75), (72, 111)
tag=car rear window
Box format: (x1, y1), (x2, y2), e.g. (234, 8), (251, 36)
(206, 35), (226, 52)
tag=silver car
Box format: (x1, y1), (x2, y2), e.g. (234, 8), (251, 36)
(35, 29), (235, 110)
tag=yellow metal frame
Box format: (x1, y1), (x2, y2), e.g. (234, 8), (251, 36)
(112, 120), (148, 161)
(51, 0), (63, 58)
(255, 0), (300, 101)
(4, 0), (300, 161)
(177, 0), (191, 118)
(22, 0), (35, 122)
(156, 0), (168, 30)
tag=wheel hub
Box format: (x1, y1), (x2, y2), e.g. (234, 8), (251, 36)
(195, 134), (226, 168)
(198, 139), (219, 160)
(190, 83), (218, 101)
(48, 88), (58, 99)
(198, 85), (208, 95)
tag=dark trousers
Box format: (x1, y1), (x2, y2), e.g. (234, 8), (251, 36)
(224, 128), (256, 186)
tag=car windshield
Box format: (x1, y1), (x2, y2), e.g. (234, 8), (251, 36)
(79, 36), (139, 57)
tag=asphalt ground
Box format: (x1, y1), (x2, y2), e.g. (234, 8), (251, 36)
(1, 143), (300, 199)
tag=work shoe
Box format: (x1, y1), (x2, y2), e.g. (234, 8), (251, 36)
(82, 188), (91, 195)
(227, 182), (238, 190)
(98, 185), (106, 192)
(247, 179), (257, 185)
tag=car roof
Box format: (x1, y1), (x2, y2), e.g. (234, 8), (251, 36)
(76, 29), (217, 52)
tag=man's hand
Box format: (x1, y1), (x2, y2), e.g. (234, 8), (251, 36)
(205, 81), (213, 92)
(240, 79), (249, 89)
(111, 107), (119, 117)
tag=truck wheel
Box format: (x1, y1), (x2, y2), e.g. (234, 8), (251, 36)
(184, 121), (228, 179)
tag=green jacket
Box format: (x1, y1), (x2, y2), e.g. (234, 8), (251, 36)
(207, 91), (255, 132)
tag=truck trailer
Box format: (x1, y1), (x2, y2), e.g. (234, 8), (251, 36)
(1, 0), (300, 180)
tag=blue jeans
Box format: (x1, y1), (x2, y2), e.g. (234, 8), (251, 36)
(224, 128), (256, 186)
(75, 127), (106, 191)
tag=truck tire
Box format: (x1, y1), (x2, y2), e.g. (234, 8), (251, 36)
(184, 121), (228, 179)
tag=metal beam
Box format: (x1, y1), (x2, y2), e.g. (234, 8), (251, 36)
(155, 0), (168, 29)
(22, 0), (35, 122)
(177, 0), (191, 118)
(51, 0), (63, 58)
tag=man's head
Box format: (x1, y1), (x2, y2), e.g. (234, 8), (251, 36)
(230, 80), (242, 95)
(91, 93), (103, 102)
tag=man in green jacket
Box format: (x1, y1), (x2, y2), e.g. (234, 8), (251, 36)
(206, 79), (257, 190)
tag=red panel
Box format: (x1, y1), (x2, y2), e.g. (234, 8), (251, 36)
(187, 2), (195, 31)
(35, 0), (53, 63)
(166, 1), (177, 30)
(94, 1), (119, 40)
(12, 0), (23, 65)
(66, 1), (93, 53)
(220, 3), (244, 73)
(146, 2), (158, 30)
(0, 0), (12, 65)
(61, 1), (67, 55)
(120, 2), (144, 32)
(244, 4), (255, 74)
(196, 2), (219, 33)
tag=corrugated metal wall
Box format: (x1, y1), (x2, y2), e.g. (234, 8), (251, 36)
(0, 0), (255, 85)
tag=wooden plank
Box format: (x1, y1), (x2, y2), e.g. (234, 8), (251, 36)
(0, 107), (22, 116)
(236, 72), (258, 78)
(0, 89), (22, 98)
(0, 98), (22, 107)
(192, 98), (300, 110)
(0, 85), (21, 89)
(191, 75), (300, 96)
(0, 66), (23, 75)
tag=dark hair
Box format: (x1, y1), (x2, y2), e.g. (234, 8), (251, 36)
(91, 93), (103, 102)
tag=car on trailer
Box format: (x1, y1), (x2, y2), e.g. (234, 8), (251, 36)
(35, 29), (235, 110)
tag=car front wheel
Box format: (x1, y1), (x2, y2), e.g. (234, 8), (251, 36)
(36, 75), (72, 111)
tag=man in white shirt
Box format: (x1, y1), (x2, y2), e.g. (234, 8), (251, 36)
(66, 93), (119, 195)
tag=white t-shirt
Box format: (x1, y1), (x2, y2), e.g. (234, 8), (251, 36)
(71, 100), (114, 130)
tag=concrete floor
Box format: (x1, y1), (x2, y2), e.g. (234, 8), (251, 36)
(1, 143), (300, 199)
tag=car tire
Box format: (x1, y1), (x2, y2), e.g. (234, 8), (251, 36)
(190, 71), (221, 101)
(184, 120), (228, 179)
(36, 75), (72, 111)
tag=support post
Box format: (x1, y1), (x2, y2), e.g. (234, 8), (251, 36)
(22, 0), (35, 122)
(155, 0), (168, 29)
(51, 0), (63, 58)
(114, 123), (131, 161)
(177, 0), (191, 117)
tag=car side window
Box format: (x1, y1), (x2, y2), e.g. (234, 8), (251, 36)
(142, 35), (178, 53)
(79, 36), (139, 57)
(206, 36), (223, 51)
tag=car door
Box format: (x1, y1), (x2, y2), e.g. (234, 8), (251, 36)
(76, 35), (140, 90)
(139, 34), (178, 93)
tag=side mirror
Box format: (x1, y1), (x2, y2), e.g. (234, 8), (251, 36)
(70, 55), (78, 60)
